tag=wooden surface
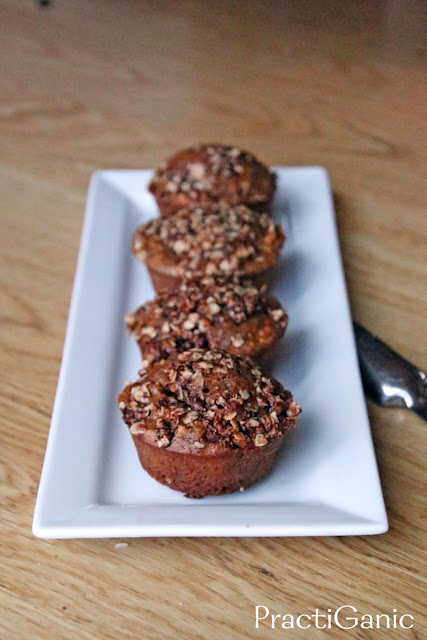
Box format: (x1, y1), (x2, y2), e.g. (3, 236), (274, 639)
(1, 1), (426, 638)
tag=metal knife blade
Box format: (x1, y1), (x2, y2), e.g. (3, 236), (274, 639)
(353, 322), (427, 421)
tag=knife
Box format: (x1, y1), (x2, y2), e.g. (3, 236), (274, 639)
(353, 322), (427, 422)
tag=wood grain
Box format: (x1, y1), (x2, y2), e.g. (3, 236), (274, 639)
(1, 1), (426, 639)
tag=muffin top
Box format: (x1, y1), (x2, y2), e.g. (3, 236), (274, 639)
(118, 348), (301, 454)
(149, 143), (276, 213)
(125, 276), (288, 363)
(132, 204), (285, 278)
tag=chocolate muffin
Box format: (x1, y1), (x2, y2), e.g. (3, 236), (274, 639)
(149, 144), (276, 216)
(125, 276), (288, 364)
(118, 349), (301, 497)
(132, 204), (285, 292)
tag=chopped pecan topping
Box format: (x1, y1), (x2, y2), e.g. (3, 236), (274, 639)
(254, 434), (268, 447)
(118, 349), (301, 450)
(230, 334), (244, 348)
(125, 275), (288, 362)
(148, 143), (276, 209)
(131, 203), (285, 278)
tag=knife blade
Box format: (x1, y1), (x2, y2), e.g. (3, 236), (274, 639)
(353, 322), (427, 421)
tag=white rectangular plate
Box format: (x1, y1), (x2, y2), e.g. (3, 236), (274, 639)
(33, 168), (388, 538)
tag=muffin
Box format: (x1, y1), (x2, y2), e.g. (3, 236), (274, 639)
(132, 204), (285, 292)
(149, 143), (276, 216)
(118, 348), (301, 497)
(125, 276), (288, 364)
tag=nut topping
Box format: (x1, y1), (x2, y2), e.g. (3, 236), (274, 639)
(118, 349), (301, 451)
(254, 434), (268, 447)
(131, 203), (285, 278)
(230, 334), (244, 348)
(148, 144), (276, 211)
(124, 275), (288, 363)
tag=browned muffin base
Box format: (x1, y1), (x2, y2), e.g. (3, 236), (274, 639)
(132, 434), (283, 498)
(147, 265), (178, 293)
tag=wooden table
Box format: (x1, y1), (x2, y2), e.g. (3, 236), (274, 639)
(1, 1), (426, 638)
